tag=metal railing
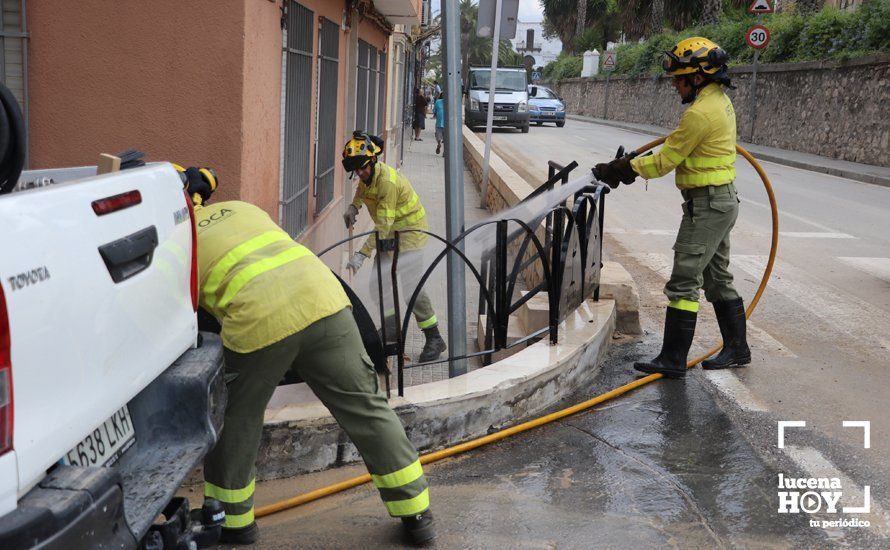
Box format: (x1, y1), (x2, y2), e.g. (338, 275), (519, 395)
(318, 160), (608, 396)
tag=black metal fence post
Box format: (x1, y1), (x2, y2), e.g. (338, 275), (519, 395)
(595, 191), (606, 301)
(549, 210), (564, 344)
(375, 231), (387, 345)
(494, 220), (509, 349)
(391, 232), (405, 397)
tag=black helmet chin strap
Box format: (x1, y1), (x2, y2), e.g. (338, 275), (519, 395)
(680, 74), (704, 104)
(680, 66), (734, 104)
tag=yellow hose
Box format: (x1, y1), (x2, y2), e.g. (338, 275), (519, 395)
(255, 141), (779, 520)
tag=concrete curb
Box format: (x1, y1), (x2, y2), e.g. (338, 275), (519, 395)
(566, 114), (890, 188)
(256, 300), (615, 479)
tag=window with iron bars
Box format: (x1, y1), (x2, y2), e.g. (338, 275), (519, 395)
(1, 0), (27, 163)
(356, 40), (386, 138)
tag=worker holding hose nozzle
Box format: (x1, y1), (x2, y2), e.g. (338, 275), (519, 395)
(177, 166), (435, 546)
(593, 37), (750, 379)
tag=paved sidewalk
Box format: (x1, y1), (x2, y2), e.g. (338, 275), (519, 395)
(391, 120), (490, 388)
(567, 114), (890, 187)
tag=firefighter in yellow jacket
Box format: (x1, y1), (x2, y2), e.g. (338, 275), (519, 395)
(594, 37), (750, 379)
(342, 131), (446, 363)
(178, 166), (435, 546)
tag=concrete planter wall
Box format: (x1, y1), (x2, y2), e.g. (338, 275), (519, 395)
(549, 53), (890, 167)
(462, 126), (547, 289)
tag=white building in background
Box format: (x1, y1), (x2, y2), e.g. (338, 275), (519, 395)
(510, 20), (563, 70)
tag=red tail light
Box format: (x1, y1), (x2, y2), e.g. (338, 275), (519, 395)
(185, 192), (199, 312)
(92, 190), (142, 216)
(0, 282), (13, 456)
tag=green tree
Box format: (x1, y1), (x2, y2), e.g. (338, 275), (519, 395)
(543, 0), (614, 52)
(665, 0), (701, 30)
(650, 0), (665, 34)
(699, 0), (723, 25)
(459, 0), (524, 80)
(616, 0), (651, 39)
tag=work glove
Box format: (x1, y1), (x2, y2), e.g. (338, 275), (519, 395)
(183, 166), (218, 207)
(346, 251), (367, 274)
(594, 156), (637, 189)
(343, 204), (359, 228)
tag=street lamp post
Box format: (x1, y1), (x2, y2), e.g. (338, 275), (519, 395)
(441, 0), (468, 377)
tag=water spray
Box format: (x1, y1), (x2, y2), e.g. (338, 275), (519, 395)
(255, 139), (779, 520)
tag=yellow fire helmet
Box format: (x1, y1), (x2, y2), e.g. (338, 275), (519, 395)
(172, 163), (219, 207)
(342, 131), (382, 172)
(663, 37), (729, 76)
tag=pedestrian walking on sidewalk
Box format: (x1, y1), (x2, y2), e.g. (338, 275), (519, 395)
(433, 92), (446, 156)
(179, 166), (435, 546)
(412, 88), (427, 141)
(342, 131), (447, 363)
(594, 37), (750, 379)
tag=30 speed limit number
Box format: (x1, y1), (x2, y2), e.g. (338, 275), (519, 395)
(746, 24), (771, 49)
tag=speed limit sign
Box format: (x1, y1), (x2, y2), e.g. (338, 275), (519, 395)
(746, 24), (771, 49)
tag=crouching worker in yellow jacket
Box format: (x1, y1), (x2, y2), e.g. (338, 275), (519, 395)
(177, 165), (435, 546)
(342, 131), (446, 363)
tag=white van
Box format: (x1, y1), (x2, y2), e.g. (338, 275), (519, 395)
(464, 66), (533, 133)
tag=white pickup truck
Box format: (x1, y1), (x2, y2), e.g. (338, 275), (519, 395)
(0, 160), (225, 548)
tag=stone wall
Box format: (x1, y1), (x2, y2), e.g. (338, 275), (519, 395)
(550, 53), (890, 167)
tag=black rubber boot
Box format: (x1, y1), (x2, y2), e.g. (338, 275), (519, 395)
(218, 521), (259, 545)
(702, 298), (751, 370)
(419, 325), (447, 363)
(633, 307), (697, 379)
(401, 509), (436, 545)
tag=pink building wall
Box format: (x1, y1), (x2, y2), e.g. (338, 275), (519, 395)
(25, 0), (405, 270)
(27, 1), (249, 202)
(241, 0), (284, 217)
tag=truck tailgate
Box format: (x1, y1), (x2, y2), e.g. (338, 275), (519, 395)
(0, 164), (197, 497)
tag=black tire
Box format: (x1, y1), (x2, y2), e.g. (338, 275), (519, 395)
(521, 124), (530, 133)
(556, 120), (565, 128)
(0, 81), (25, 195)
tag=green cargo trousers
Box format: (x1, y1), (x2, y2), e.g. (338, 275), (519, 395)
(203, 308), (430, 529)
(372, 249), (438, 330)
(665, 183), (741, 311)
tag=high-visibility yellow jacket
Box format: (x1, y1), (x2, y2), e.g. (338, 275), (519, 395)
(351, 161), (429, 256)
(196, 201), (350, 353)
(631, 83), (737, 189)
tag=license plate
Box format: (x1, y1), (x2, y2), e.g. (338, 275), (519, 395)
(61, 406), (136, 467)
(493, 116), (507, 121)
(542, 112), (554, 116)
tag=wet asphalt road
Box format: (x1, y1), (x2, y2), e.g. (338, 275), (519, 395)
(489, 120), (890, 472)
(244, 341), (888, 549)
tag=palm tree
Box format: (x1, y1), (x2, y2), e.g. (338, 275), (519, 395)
(699, 0), (723, 25)
(650, 0), (664, 35)
(665, 0), (700, 30)
(459, 0), (523, 75)
(616, 0), (651, 40)
(575, 0), (588, 52)
(542, 0), (612, 52)
(460, 0), (477, 83)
